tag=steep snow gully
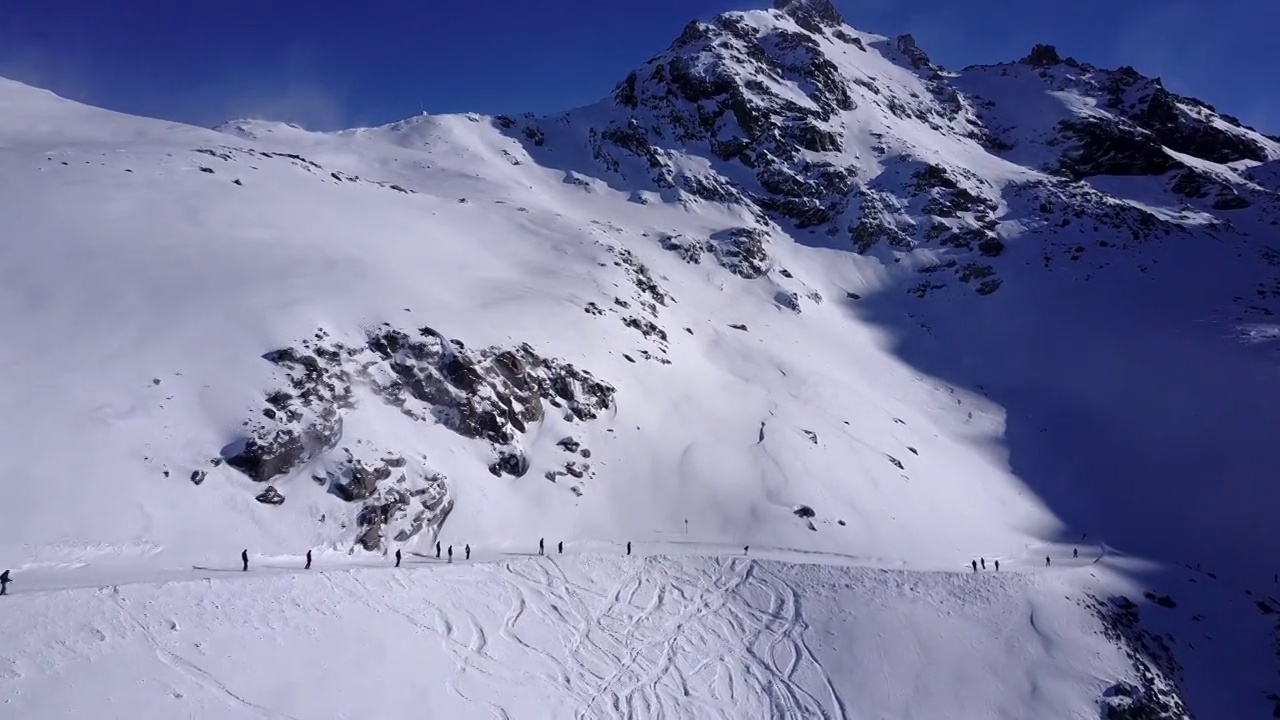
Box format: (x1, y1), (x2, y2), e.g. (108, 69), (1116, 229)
(3, 0), (1280, 716)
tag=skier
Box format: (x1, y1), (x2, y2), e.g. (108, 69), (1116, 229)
(971, 559), (978, 572)
(626, 542), (632, 556)
(558, 541), (563, 554)
(465, 544), (471, 561)
(539, 538), (545, 556)
(395, 549), (402, 568)
(994, 559), (1000, 571)
(305, 550), (312, 570)
(980, 557), (986, 570)
(241, 549), (249, 572)
(1045, 555), (1051, 567)
(436, 541), (441, 559)
(0, 569), (10, 596)
(1073, 548), (1078, 559)
(448, 546), (453, 563)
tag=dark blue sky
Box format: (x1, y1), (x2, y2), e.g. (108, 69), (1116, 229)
(2, 0), (1273, 132)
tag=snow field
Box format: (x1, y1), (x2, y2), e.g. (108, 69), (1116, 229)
(0, 552), (1135, 720)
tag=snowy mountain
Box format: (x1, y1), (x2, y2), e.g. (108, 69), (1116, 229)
(2, 0), (1279, 717)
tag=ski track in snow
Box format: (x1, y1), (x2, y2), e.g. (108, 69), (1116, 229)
(0, 544), (1145, 720)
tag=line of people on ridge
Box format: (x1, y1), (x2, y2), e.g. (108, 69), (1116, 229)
(969, 547), (1080, 573)
(10, 543), (1195, 597)
(228, 537), (710, 574)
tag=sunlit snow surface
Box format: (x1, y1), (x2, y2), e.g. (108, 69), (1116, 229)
(2, 4), (1280, 715)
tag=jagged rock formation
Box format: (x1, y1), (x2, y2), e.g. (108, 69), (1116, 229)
(221, 324), (614, 549)
(1089, 595), (1192, 720)
(491, 6), (1278, 302)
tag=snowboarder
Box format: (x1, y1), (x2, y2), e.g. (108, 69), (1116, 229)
(395, 549), (402, 567)
(980, 557), (986, 570)
(241, 549), (249, 572)
(448, 546), (453, 563)
(305, 550), (312, 570)
(994, 559), (1000, 571)
(1045, 555), (1051, 567)
(0, 569), (10, 596)
(436, 541), (441, 559)
(539, 538), (545, 556)
(972, 559), (978, 572)
(465, 544), (471, 561)
(1073, 548), (1078, 559)
(558, 541), (563, 554)
(626, 542), (632, 556)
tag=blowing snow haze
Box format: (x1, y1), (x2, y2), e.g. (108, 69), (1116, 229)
(2, 0), (1279, 717)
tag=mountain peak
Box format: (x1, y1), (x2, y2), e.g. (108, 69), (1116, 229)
(772, 0), (845, 32)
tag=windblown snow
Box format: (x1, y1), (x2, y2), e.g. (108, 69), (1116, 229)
(2, 0), (1280, 716)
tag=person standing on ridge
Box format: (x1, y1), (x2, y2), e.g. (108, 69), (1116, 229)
(539, 538), (545, 556)
(744, 545), (749, 556)
(436, 541), (441, 559)
(626, 542), (632, 556)
(971, 560), (978, 572)
(1073, 548), (1078, 559)
(395, 549), (402, 567)
(241, 549), (249, 572)
(0, 569), (10, 596)
(305, 550), (312, 570)
(465, 544), (471, 561)
(980, 558), (986, 570)
(994, 559), (1000, 571)
(448, 546), (453, 563)
(1045, 556), (1051, 567)
(558, 541), (563, 554)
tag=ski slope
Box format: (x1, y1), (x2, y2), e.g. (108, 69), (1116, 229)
(0, 549), (1148, 720)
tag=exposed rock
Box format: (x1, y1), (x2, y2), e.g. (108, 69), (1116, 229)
(776, 291), (803, 313)
(189, 470), (206, 486)
(708, 227), (771, 278)
(556, 437), (581, 453)
(793, 505), (816, 518)
(224, 323), (612, 549)
(489, 451), (530, 478)
(1022, 44), (1061, 67)
(1089, 595), (1191, 720)
(894, 34), (934, 71)
(254, 485), (285, 505)
(773, 0), (844, 34)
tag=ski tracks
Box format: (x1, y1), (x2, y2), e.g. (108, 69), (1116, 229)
(110, 592), (302, 720)
(300, 556), (848, 719)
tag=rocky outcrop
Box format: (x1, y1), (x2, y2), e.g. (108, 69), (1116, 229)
(314, 449), (453, 551)
(773, 0), (844, 34)
(221, 323), (614, 549)
(1089, 595), (1191, 720)
(255, 486), (285, 505)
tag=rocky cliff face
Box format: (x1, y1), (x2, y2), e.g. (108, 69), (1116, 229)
(496, 0), (1278, 300)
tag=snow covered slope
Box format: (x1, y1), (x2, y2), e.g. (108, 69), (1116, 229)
(2, 0), (1280, 716)
(2, 549), (1270, 720)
